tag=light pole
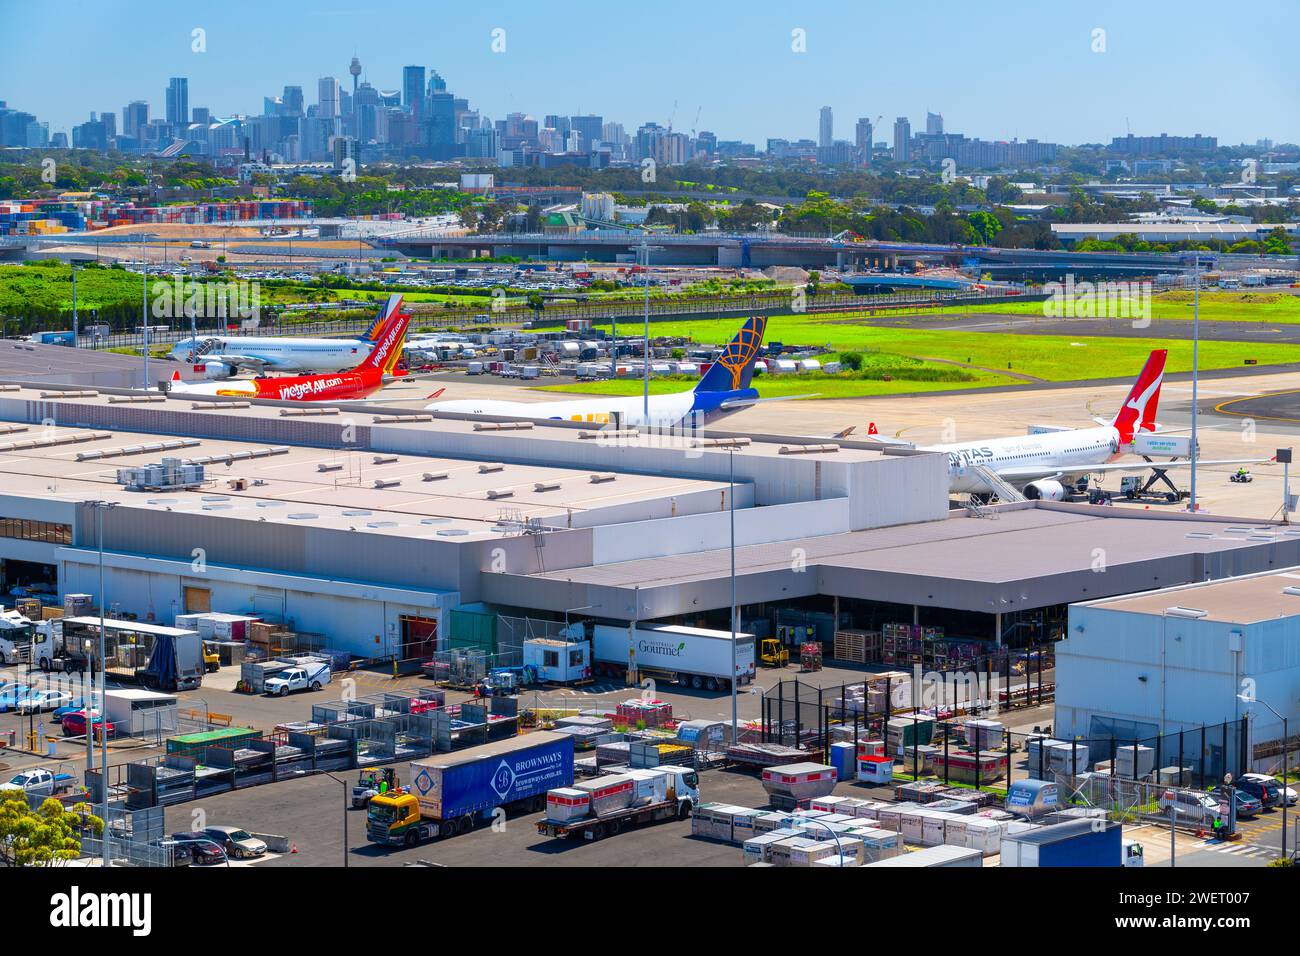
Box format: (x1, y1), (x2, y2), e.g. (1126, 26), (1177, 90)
(728, 445), (741, 738)
(1189, 254), (1199, 512)
(87, 499), (117, 866)
(141, 236), (150, 389)
(1239, 692), (1291, 860)
(296, 769), (349, 866)
(638, 239), (664, 423)
(71, 261), (79, 348)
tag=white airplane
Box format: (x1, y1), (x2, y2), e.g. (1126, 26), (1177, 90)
(169, 295), (405, 378)
(426, 316), (781, 428)
(864, 349), (1262, 499)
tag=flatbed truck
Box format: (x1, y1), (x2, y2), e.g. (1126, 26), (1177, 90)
(536, 766), (698, 841)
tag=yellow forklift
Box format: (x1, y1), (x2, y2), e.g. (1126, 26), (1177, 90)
(759, 638), (789, 668)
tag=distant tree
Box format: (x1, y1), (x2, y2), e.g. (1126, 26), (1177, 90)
(839, 351), (864, 371)
(1263, 227), (1293, 256)
(967, 211), (1003, 245)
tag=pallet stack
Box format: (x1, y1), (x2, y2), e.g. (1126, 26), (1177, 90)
(833, 629), (882, 664)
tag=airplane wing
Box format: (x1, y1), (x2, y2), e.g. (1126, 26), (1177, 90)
(208, 354), (271, 372)
(718, 394), (819, 411)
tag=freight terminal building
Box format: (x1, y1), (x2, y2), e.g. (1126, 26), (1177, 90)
(2, 383), (1300, 668)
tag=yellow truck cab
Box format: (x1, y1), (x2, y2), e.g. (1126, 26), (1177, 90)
(367, 790), (425, 847)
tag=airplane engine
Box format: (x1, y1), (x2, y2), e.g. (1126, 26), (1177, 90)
(1023, 479), (1066, 501)
(193, 361), (233, 380)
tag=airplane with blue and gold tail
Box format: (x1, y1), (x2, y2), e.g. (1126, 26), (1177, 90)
(426, 315), (797, 428)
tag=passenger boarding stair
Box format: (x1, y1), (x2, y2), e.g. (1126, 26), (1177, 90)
(970, 464), (1026, 504)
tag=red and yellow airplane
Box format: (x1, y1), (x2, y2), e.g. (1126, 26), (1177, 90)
(164, 301), (423, 403)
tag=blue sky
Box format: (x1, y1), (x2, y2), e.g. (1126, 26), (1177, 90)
(3, 0), (1296, 145)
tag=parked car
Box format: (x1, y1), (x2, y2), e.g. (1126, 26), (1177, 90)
(202, 825), (267, 859)
(1234, 776), (1283, 809)
(164, 832), (227, 866)
(1157, 789), (1222, 824)
(1213, 787), (1262, 819)
(1241, 773), (1298, 806)
(17, 689), (74, 713)
(0, 685), (32, 711)
(61, 710), (117, 740)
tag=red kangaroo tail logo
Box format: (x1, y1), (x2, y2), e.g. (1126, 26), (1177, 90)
(1112, 349), (1167, 443)
(356, 310), (411, 374)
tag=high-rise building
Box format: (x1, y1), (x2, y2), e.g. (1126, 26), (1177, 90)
(855, 117), (873, 166)
(570, 114), (603, 152)
(354, 82), (382, 142)
(819, 106), (833, 149)
(402, 66), (425, 118)
(545, 115), (571, 138)
(166, 77), (189, 126)
(926, 111), (943, 135)
(282, 86), (305, 118)
(424, 91), (457, 158)
(893, 116), (911, 162)
(123, 100), (149, 139)
(318, 77), (340, 119)
(100, 110), (116, 139)
(190, 107), (209, 127)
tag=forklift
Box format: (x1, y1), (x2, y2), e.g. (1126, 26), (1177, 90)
(759, 638), (790, 668)
(352, 767), (399, 809)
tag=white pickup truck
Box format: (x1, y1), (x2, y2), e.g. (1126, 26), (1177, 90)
(1, 767), (76, 797)
(263, 660), (331, 696)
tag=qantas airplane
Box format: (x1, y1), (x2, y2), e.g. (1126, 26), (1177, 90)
(426, 315), (781, 428)
(865, 349), (1260, 499)
(169, 295), (406, 377)
(162, 304), (416, 403)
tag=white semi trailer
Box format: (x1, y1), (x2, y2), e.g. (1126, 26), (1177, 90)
(592, 623), (756, 692)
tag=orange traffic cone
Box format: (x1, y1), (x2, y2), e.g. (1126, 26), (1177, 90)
(290, 842), (298, 854)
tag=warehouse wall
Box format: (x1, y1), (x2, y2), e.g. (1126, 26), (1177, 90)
(591, 497), (849, 565)
(58, 551), (457, 659)
(1055, 606), (1253, 741)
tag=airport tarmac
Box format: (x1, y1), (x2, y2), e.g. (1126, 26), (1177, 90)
(371, 366), (1300, 522)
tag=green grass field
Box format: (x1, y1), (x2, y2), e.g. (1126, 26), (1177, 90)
(914, 290), (1300, 324)
(538, 312), (1300, 399)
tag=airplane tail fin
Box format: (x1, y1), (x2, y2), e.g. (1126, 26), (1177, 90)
(1111, 349), (1167, 443)
(695, 315), (768, 393)
(360, 294), (405, 341)
(353, 308), (411, 374)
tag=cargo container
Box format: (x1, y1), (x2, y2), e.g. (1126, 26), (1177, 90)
(367, 732), (574, 847)
(592, 623), (755, 690)
(999, 819), (1122, 867)
(864, 844), (983, 867)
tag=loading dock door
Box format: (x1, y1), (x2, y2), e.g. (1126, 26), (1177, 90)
(183, 586), (211, 614)
(400, 615), (437, 662)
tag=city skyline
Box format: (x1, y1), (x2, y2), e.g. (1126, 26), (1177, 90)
(3, 0), (1297, 147)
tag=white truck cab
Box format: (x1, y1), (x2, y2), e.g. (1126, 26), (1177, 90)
(263, 660), (331, 696)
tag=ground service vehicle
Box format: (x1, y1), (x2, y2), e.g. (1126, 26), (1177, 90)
(263, 660), (331, 696)
(0, 767), (75, 796)
(352, 768), (398, 809)
(537, 766), (699, 841)
(367, 732), (574, 847)
(591, 623), (756, 691)
(759, 638), (789, 668)
(202, 641), (220, 673)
